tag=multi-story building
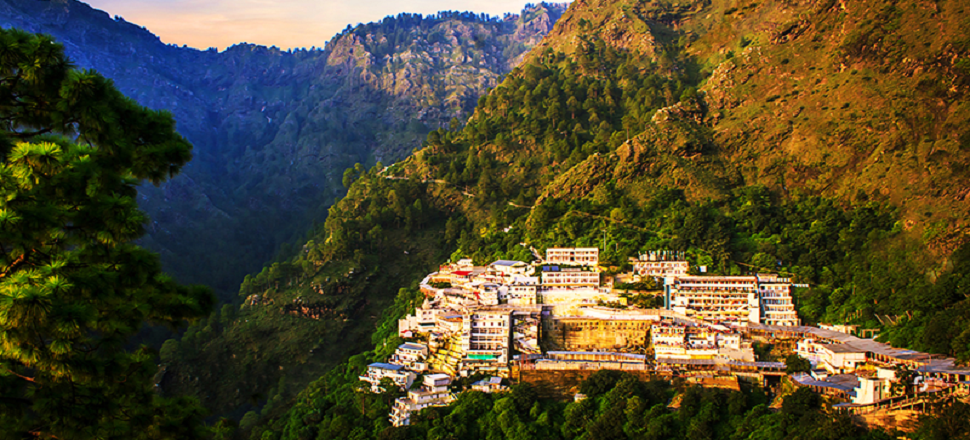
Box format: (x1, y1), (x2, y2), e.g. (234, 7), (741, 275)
(390, 342), (429, 372)
(471, 376), (508, 393)
(632, 251), (689, 279)
(489, 260), (531, 277)
(390, 374), (453, 426)
(398, 298), (442, 336)
(507, 278), (539, 305)
(669, 276), (762, 323)
(359, 363), (416, 393)
(795, 339), (868, 374)
(667, 275), (800, 326)
(650, 324), (753, 361)
(460, 308), (512, 376)
(540, 267), (600, 288)
(545, 247), (599, 267)
(757, 274), (800, 326)
(474, 283), (501, 306)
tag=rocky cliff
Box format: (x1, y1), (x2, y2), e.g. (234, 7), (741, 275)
(0, 0), (567, 295)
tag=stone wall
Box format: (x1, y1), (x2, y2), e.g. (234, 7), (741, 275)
(542, 317), (651, 352)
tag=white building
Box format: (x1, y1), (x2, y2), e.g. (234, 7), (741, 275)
(461, 308), (512, 375)
(540, 267), (600, 288)
(489, 260), (531, 276)
(545, 247), (599, 267)
(670, 276), (761, 323)
(507, 277), (539, 305)
(359, 363), (416, 393)
(651, 324), (753, 361)
(667, 275), (800, 326)
(391, 342), (429, 372)
(632, 252), (689, 278)
(757, 274), (800, 326)
(795, 339), (868, 374)
(398, 299), (442, 336)
(390, 374), (453, 426)
(471, 376), (508, 393)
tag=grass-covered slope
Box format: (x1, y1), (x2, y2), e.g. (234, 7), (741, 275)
(171, 0), (970, 435)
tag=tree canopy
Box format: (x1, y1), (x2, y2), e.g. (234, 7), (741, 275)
(0, 28), (213, 438)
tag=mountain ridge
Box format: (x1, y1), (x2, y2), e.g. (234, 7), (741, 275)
(0, 0), (568, 295)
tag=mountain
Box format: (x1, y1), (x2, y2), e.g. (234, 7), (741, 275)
(0, 0), (567, 297)
(201, 0), (970, 437)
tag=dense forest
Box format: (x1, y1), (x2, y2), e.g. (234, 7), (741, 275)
(4, 0), (970, 438)
(210, 0), (970, 436)
(0, 0), (567, 298)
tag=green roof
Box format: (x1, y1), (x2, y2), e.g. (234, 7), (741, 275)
(467, 354), (497, 360)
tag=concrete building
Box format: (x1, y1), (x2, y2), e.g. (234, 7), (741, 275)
(474, 283), (501, 306)
(540, 267), (600, 288)
(489, 260), (531, 276)
(471, 376), (508, 393)
(667, 275), (800, 326)
(670, 276), (762, 323)
(853, 370), (896, 405)
(391, 342), (429, 372)
(507, 277), (539, 305)
(546, 247), (599, 267)
(757, 274), (800, 326)
(398, 299), (442, 336)
(632, 251), (689, 279)
(796, 339), (868, 374)
(650, 323), (754, 361)
(390, 374), (453, 426)
(359, 363), (416, 393)
(461, 308), (512, 376)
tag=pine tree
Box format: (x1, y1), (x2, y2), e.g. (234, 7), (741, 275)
(0, 28), (213, 439)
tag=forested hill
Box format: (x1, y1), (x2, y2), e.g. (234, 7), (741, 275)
(0, 0), (567, 296)
(201, 0), (970, 437)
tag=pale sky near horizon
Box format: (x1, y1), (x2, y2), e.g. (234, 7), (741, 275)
(83, 0), (565, 51)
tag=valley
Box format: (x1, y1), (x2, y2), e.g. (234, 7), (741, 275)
(2, 0), (970, 438)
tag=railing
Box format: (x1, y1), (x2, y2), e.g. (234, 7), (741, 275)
(838, 386), (962, 415)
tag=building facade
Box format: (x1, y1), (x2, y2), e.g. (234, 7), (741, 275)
(546, 248), (599, 267)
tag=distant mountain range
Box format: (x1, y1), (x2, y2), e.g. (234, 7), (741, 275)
(0, 0), (567, 296)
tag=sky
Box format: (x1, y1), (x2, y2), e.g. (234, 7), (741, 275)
(83, 0), (558, 51)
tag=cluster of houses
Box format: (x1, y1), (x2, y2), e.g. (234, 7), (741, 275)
(358, 247), (970, 426)
(781, 325), (970, 408)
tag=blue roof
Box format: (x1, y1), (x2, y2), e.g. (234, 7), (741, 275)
(493, 260), (525, 266)
(368, 362), (404, 371)
(399, 343), (427, 350)
(542, 266), (560, 272)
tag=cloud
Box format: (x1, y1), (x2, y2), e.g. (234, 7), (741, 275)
(83, 0), (559, 50)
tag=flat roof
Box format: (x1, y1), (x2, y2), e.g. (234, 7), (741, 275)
(492, 260), (526, 266)
(749, 324), (970, 375)
(399, 343), (427, 350)
(368, 362), (404, 371)
(547, 351), (648, 359)
(822, 343), (866, 354)
(791, 373), (858, 393)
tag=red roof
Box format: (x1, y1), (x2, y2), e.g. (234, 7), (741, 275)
(452, 271), (472, 276)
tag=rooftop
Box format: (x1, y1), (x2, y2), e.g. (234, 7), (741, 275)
(791, 373), (858, 393)
(751, 323), (970, 375)
(368, 362), (404, 371)
(821, 343), (865, 354)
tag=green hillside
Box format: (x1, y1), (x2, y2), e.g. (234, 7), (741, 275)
(163, 0), (970, 436)
(0, 0), (567, 298)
